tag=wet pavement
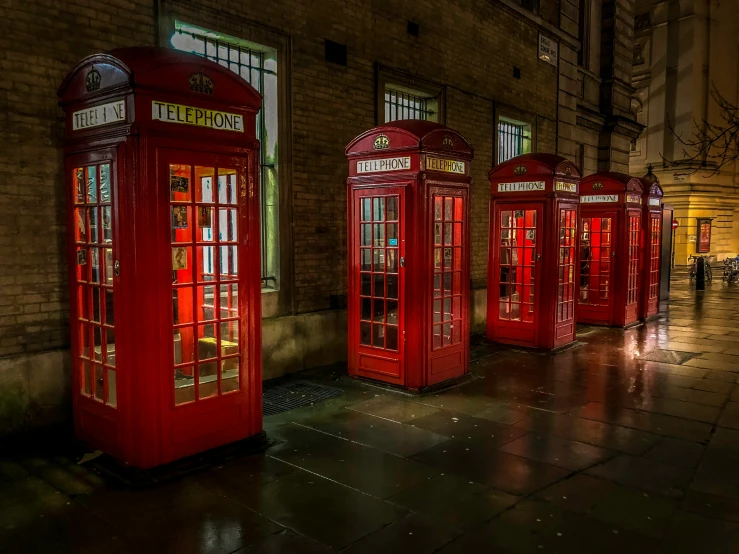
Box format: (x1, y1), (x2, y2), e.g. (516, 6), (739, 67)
(3, 277), (739, 553)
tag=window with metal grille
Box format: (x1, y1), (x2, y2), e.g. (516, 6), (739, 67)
(171, 22), (279, 290)
(498, 119), (531, 163)
(384, 87), (438, 122)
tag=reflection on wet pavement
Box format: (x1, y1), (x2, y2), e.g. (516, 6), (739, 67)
(3, 278), (739, 552)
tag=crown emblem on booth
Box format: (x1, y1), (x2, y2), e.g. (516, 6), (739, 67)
(442, 136), (454, 150)
(85, 68), (101, 92)
(593, 182), (604, 190)
(374, 134), (389, 150)
(513, 165), (527, 175)
(189, 71), (214, 94)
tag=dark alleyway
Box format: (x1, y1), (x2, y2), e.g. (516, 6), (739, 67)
(2, 276), (739, 553)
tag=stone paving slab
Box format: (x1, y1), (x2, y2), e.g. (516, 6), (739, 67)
(512, 412), (661, 455)
(386, 473), (519, 532)
(643, 437), (705, 469)
(2, 278), (739, 553)
(535, 474), (679, 539)
(437, 499), (660, 554)
(585, 455), (693, 499)
(298, 409), (451, 457)
(346, 395), (441, 423)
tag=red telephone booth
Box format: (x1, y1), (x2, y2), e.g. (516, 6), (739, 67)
(486, 154), (581, 350)
(58, 48), (263, 468)
(577, 173), (643, 327)
(345, 122), (473, 391)
(639, 169), (664, 321)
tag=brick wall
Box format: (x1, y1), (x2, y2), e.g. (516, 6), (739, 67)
(0, 0), (564, 360)
(162, 0), (561, 313)
(0, 0), (644, 353)
(445, 89), (495, 288)
(0, 1), (156, 358)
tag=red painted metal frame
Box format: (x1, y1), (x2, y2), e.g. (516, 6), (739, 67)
(487, 154), (581, 350)
(65, 150), (122, 457)
(491, 203), (543, 347)
(350, 186), (407, 386)
(639, 177), (664, 321)
(578, 173), (644, 328)
(345, 122), (473, 391)
(577, 210), (617, 325)
(58, 47), (263, 469)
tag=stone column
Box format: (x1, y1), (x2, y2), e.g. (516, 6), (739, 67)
(599, 0), (644, 171)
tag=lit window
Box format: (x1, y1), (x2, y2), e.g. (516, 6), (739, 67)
(384, 85), (439, 123)
(498, 117), (532, 163)
(377, 67), (444, 125)
(171, 22), (279, 290)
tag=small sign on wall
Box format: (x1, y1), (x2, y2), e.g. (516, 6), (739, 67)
(538, 34), (558, 66)
(697, 218), (712, 253)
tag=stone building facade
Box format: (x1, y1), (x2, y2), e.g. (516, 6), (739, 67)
(0, 0), (639, 435)
(631, 0), (739, 263)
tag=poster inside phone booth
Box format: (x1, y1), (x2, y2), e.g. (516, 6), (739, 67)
(59, 47), (264, 469)
(345, 121), (473, 392)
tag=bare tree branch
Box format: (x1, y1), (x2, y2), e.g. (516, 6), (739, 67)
(661, 82), (739, 176)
